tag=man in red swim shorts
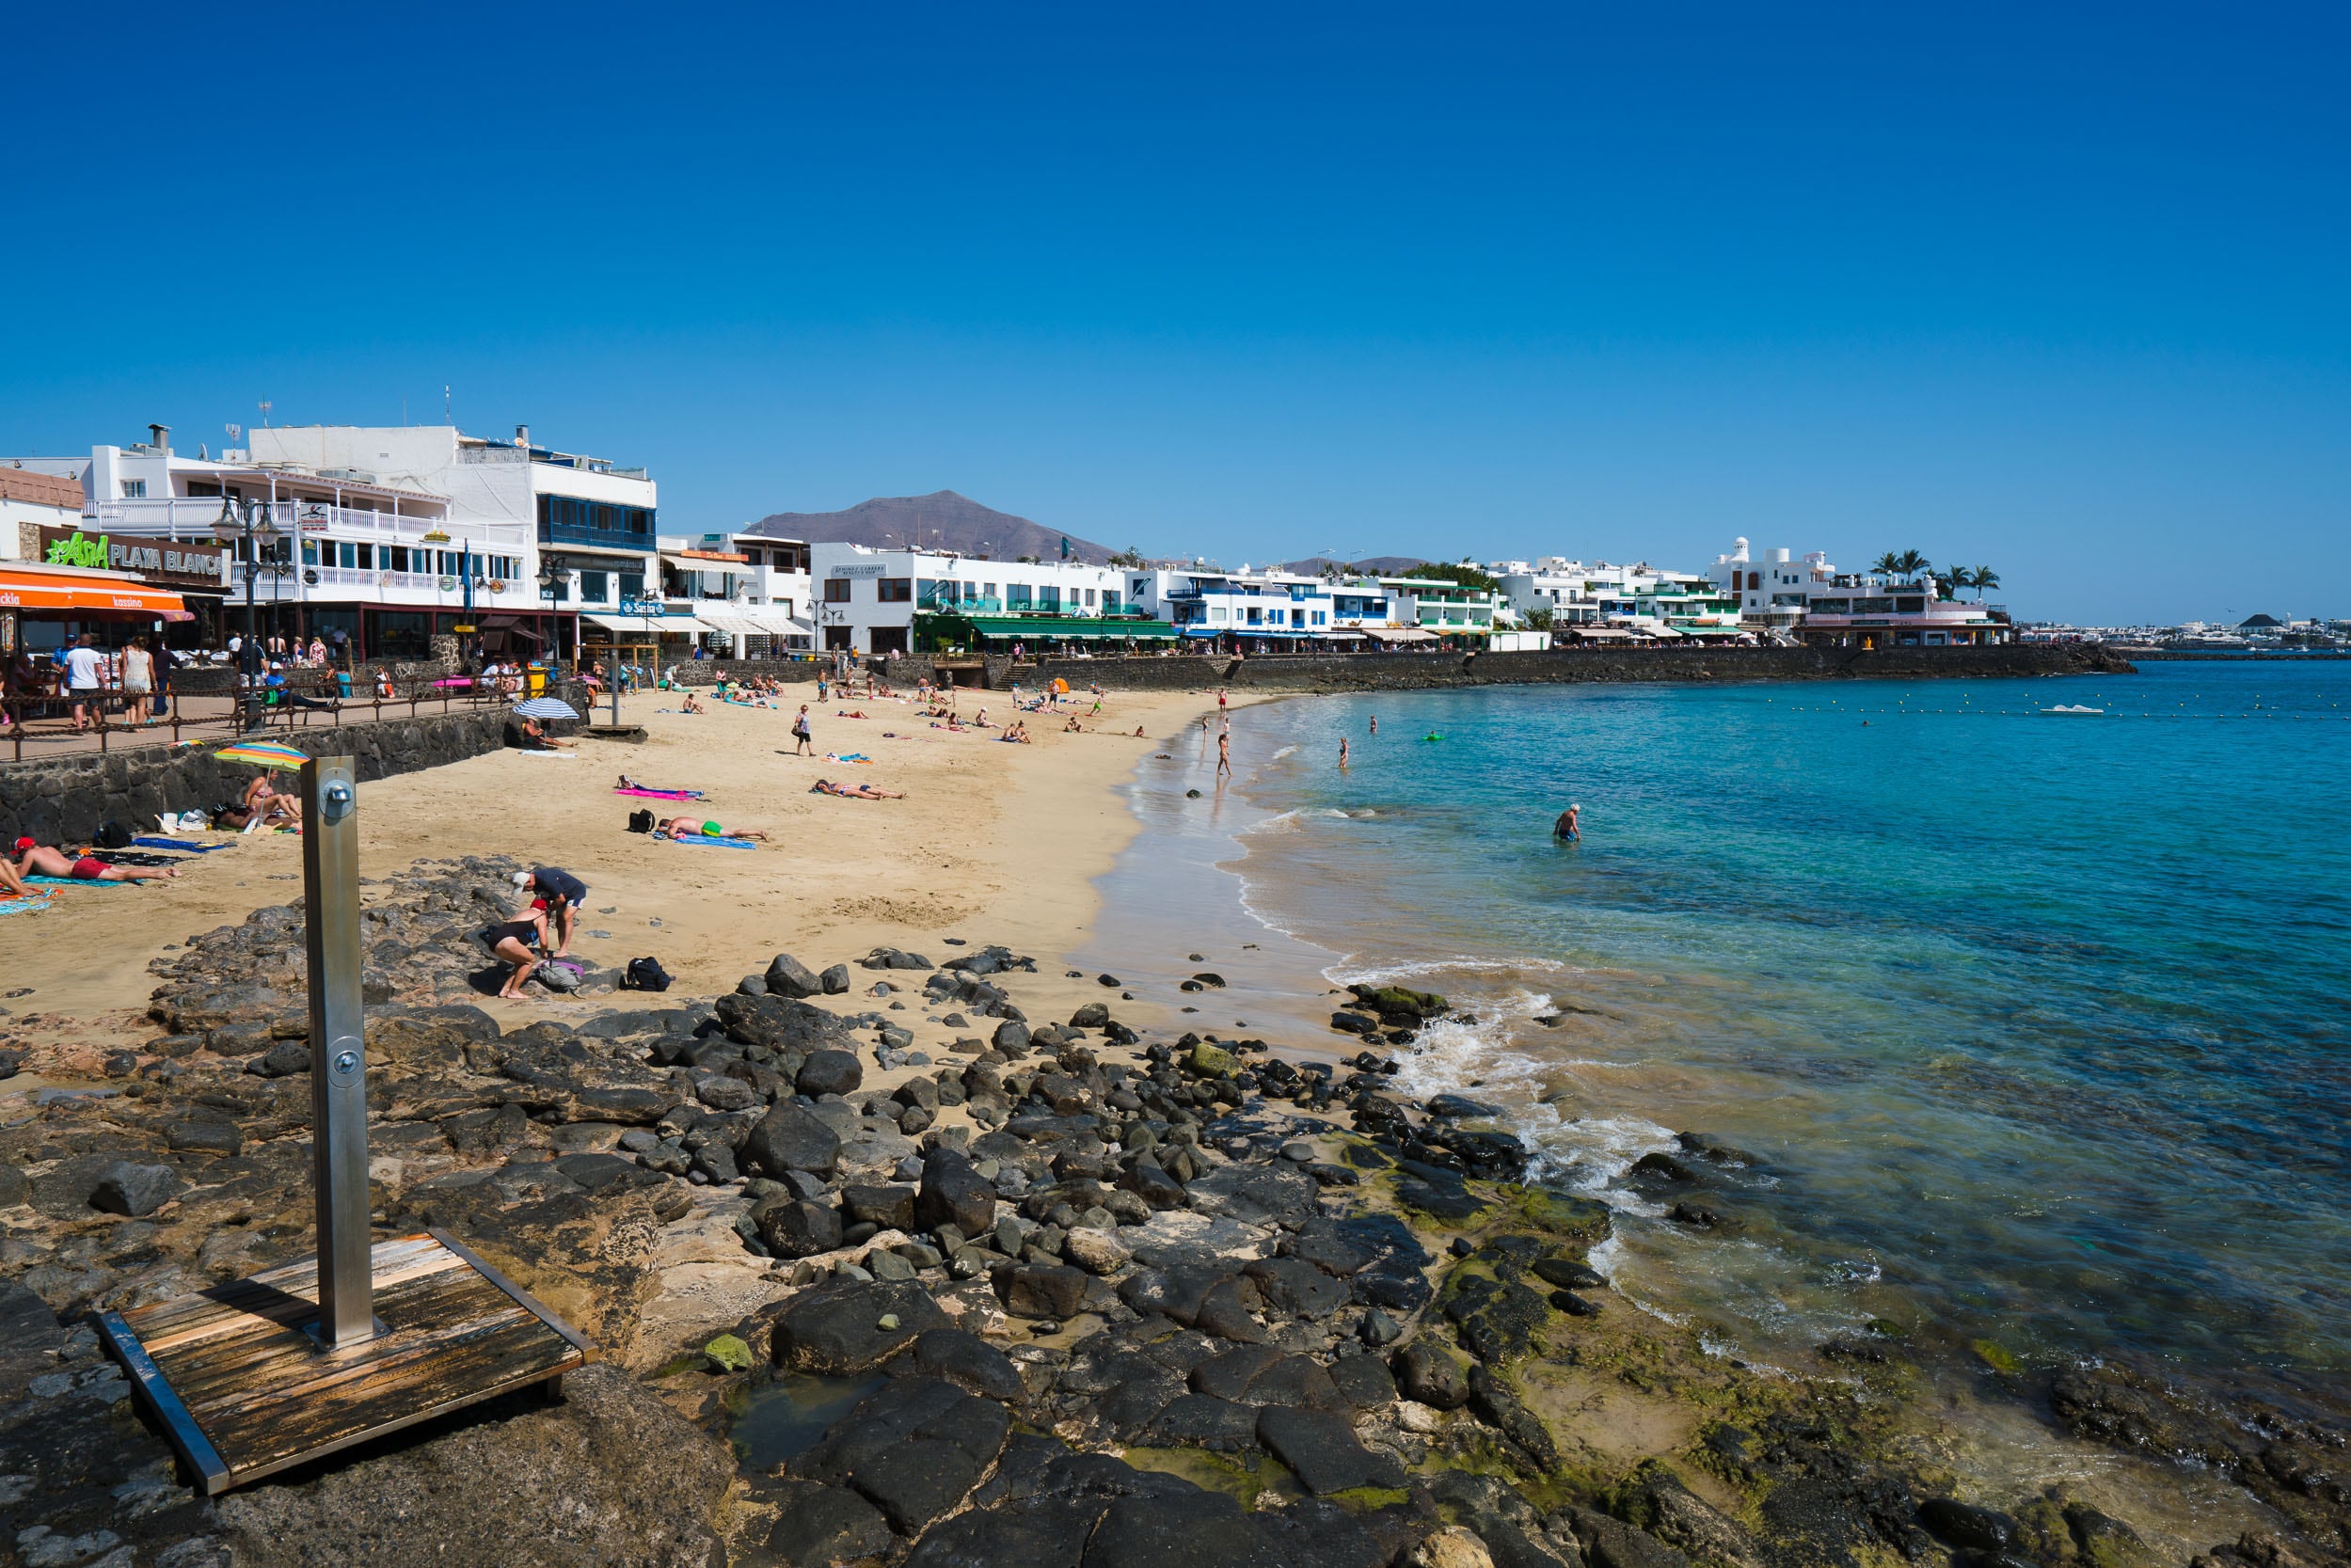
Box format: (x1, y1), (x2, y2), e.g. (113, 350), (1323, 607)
(8, 836), (181, 884)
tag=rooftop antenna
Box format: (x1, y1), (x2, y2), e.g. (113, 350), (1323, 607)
(226, 423), (242, 450)
(444, 385), (452, 422)
(259, 400), (272, 428)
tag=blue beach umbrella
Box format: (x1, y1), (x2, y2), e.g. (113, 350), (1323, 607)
(513, 697), (580, 721)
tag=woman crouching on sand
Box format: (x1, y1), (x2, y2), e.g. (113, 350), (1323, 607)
(488, 899), (551, 999)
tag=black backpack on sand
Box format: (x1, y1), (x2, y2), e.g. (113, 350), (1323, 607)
(625, 957), (673, 992)
(95, 820), (133, 849)
(627, 808), (656, 834)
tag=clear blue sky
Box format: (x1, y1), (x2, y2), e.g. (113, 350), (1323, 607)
(8, 2), (2344, 624)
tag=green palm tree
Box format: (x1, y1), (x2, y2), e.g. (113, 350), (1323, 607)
(1893, 549), (1930, 580)
(1970, 565), (2000, 602)
(1871, 551), (1902, 575)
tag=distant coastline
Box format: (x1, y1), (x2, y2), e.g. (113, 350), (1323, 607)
(2111, 646), (2351, 660)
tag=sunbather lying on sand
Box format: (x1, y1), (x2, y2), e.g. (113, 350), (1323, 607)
(9, 837), (181, 883)
(655, 816), (770, 841)
(810, 779), (905, 800)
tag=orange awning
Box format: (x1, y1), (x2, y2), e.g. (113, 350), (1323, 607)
(0, 563), (191, 621)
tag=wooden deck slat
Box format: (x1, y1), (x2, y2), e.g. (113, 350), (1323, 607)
(158, 1272), (525, 1397)
(169, 1309), (541, 1418)
(121, 1234), (444, 1324)
(166, 1279), (534, 1409)
(102, 1233), (592, 1495)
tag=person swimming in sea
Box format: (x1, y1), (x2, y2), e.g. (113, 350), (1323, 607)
(1553, 802), (1581, 842)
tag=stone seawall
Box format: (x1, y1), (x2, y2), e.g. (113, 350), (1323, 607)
(882, 642), (2132, 692)
(0, 707), (513, 846)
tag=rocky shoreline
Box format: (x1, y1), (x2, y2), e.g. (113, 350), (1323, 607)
(0, 855), (2341, 1568)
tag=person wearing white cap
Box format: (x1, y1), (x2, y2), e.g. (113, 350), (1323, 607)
(1553, 803), (1581, 842)
(511, 867), (587, 957)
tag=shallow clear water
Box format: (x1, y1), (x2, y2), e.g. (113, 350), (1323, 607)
(1091, 663), (2351, 1414)
(727, 1370), (887, 1470)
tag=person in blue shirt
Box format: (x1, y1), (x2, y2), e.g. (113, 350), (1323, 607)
(512, 867), (587, 957)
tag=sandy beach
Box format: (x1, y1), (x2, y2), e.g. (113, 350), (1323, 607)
(2, 676), (1248, 1066)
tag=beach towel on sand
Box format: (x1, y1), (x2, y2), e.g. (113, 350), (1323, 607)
(0, 890), (54, 915)
(25, 875), (133, 889)
(133, 836), (232, 852)
(613, 786), (706, 800)
(665, 834), (757, 849)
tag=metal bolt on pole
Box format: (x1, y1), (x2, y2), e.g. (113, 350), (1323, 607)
(301, 756), (375, 1347)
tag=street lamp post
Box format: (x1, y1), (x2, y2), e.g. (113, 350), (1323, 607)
(535, 551), (567, 688)
(214, 497), (285, 726)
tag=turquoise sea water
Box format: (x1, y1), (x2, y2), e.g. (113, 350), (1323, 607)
(1090, 662), (2351, 1414)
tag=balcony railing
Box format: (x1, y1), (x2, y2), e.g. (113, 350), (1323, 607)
(87, 497), (521, 550)
(237, 568), (531, 603)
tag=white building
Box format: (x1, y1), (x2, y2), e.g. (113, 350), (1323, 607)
(795, 543), (1166, 657)
(1713, 537), (2013, 647)
(1124, 566), (1348, 647)
(1381, 576), (1499, 641)
(8, 426), (492, 659)
(1120, 566), (1499, 648)
(1490, 558), (1602, 625)
(247, 422), (659, 660)
(627, 531), (815, 657)
(1, 467), (87, 562)
(1491, 557), (1734, 634)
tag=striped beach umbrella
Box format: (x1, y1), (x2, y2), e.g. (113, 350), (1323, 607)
(214, 740), (310, 771)
(513, 697), (580, 720)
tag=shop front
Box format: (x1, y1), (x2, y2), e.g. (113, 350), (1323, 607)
(32, 525), (228, 649)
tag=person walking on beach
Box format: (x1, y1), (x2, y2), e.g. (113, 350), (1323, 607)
(1553, 803), (1581, 842)
(790, 705), (814, 754)
(1216, 730), (1231, 780)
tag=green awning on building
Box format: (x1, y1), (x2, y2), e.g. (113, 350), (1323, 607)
(960, 616), (1179, 641)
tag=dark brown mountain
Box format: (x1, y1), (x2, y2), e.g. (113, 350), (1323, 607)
(744, 490), (1117, 562)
